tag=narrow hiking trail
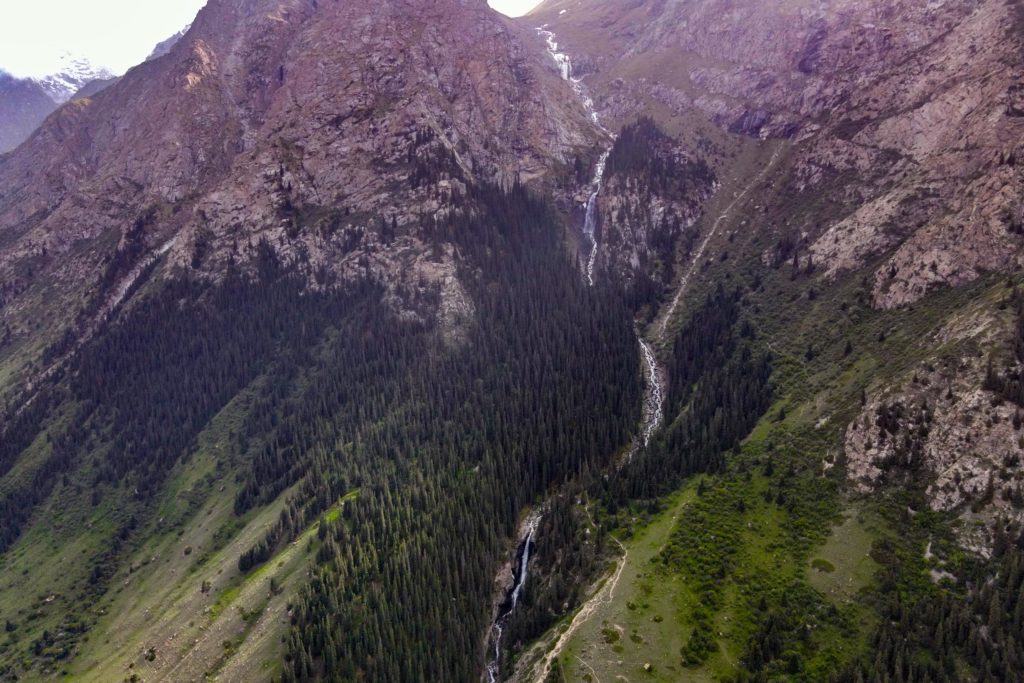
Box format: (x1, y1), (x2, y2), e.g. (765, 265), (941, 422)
(531, 535), (628, 683)
(659, 145), (784, 338)
(521, 490), (695, 683)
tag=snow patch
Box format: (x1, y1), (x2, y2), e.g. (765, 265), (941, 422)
(32, 52), (113, 103)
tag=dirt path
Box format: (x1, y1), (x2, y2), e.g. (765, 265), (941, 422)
(659, 144), (784, 340)
(533, 535), (628, 683)
(517, 488), (695, 683)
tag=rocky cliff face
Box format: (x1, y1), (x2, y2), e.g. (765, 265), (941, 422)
(147, 25), (192, 62)
(845, 301), (1024, 554)
(0, 0), (599, 391)
(596, 118), (716, 303)
(532, 0), (1024, 309)
(527, 0), (1024, 555)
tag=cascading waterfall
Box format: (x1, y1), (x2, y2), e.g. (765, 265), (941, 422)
(483, 28), (665, 682)
(638, 337), (664, 449)
(487, 514), (541, 683)
(539, 25), (612, 286)
(582, 150), (610, 286)
(538, 24), (665, 454)
(537, 29), (602, 127)
(509, 516), (540, 611)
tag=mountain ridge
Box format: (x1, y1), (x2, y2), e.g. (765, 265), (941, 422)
(0, 24), (202, 154)
(2, 0), (1024, 681)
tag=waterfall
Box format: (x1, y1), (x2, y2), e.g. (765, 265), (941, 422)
(538, 25), (614, 286)
(486, 513), (541, 682)
(483, 28), (667, 682)
(638, 337), (664, 449)
(582, 150), (611, 286)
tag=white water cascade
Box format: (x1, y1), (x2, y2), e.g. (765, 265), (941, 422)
(483, 29), (667, 682)
(538, 26), (613, 286)
(638, 337), (664, 449)
(582, 151), (610, 286)
(537, 29), (603, 127)
(537, 25), (666, 456)
(486, 513), (541, 683)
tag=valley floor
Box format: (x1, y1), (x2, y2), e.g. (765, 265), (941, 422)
(517, 486), (700, 683)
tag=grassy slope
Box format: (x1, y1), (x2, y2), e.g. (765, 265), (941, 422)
(0, 229), (121, 403)
(556, 486), (705, 683)
(0, 364), (336, 682)
(527, 276), (1003, 682)
(518, 102), (1017, 679)
(61, 378), (356, 683)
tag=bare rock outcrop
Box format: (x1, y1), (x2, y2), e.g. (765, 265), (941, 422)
(845, 305), (1024, 553)
(0, 0), (602, 391)
(533, 0), (1024, 308)
(596, 122), (716, 299)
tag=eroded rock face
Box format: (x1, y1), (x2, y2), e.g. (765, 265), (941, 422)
(805, 1), (1024, 309)
(845, 306), (1024, 554)
(597, 126), (716, 300)
(534, 0), (1024, 308)
(0, 0), (598, 363)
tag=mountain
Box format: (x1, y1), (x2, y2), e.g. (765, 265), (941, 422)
(0, 71), (55, 153)
(70, 75), (119, 101)
(67, 28), (196, 104)
(533, 0), (1024, 307)
(0, 0), (592, 365)
(1, 0), (1024, 681)
(0, 33), (191, 153)
(147, 24), (192, 61)
(0, 55), (111, 153)
(0, 1), (610, 679)
(32, 53), (114, 104)
(64, 28), (195, 105)
(502, 1), (1024, 680)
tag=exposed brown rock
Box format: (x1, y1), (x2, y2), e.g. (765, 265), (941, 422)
(844, 305), (1024, 554)
(0, 0), (601, 390)
(533, 0), (1024, 308)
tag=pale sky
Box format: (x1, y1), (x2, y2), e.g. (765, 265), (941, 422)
(488, 0), (543, 16)
(0, 0), (207, 78)
(0, 0), (540, 80)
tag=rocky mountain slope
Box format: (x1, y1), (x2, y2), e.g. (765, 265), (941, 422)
(0, 1), (616, 679)
(0, 32), (195, 155)
(147, 24), (192, 62)
(1, 0), (1023, 681)
(0, 56), (113, 154)
(0, 0), (597, 401)
(526, 0), (1024, 545)
(534, 0), (1024, 308)
(501, 1), (1024, 680)
(0, 72), (55, 153)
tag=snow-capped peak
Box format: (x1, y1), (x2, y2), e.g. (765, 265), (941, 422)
(33, 53), (114, 104)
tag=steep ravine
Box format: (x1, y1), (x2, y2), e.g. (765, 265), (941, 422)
(483, 26), (665, 681)
(487, 513), (542, 683)
(538, 25), (614, 287)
